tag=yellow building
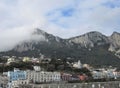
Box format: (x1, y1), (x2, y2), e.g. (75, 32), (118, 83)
(23, 57), (31, 62)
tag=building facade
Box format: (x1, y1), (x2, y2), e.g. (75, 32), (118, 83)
(4, 68), (27, 88)
(7, 68), (26, 82)
(11, 79), (29, 88)
(61, 73), (72, 81)
(26, 70), (61, 83)
(92, 68), (118, 80)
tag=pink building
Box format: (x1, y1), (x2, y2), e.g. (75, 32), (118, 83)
(61, 73), (72, 81)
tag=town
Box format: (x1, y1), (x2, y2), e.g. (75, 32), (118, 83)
(1, 0), (120, 88)
(0, 55), (120, 88)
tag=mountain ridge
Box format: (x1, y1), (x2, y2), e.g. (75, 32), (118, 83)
(1, 28), (120, 68)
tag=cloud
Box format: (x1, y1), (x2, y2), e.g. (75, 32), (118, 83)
(0, 26), (46, 51)
(46, 0), (120, 36)
(0, 26), (31, 51)
(0, 0), (120, 51)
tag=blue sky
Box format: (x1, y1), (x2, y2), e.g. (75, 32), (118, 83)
(0, 0), (120, 51)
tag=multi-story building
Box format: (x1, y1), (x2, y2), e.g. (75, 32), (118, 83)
(3, 68), (27, 88)
(5, 68), (26, 82)
(92, 68), (118, 80)
(26, 70), (61, 83)
(26, 66), (61, 83)
(92, 70), (106, 79)
(61, 73), (72, 81)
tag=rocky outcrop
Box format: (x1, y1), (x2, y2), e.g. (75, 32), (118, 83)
(69, 31), (109, 48)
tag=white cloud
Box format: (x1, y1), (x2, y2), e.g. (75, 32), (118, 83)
(0, 26), (31, 51)
(0, 26), (46, 51)
(0, 0), (120, 51)
(46, 0), (120, 36)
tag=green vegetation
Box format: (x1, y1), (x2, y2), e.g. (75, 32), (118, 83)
(0, 62), (33, 72)
(0, 43), (120, 69)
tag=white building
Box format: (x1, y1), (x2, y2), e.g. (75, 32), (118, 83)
(11, 80), (29, 88)
(92, 70), (106, 79)
(7, 58), (15, 64)
(26, 70), (61, 83)
(33, 66), (41, 72)
(92, 68), (117, 79)
(73, 60), (82, 69)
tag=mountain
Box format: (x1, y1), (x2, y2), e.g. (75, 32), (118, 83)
(109, 32), (120, 58)
(13, 28), (67, 52)
(69, 31), (110, 47)
(1, 29), (120, 68)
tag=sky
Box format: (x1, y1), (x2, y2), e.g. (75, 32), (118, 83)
(0, 0), (120, 51)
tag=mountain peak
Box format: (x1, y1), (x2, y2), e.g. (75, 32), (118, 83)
(108, 31), (120, 52)
(32, 28), (46, 35)
(111, 31), (120, 36)
(69, 31), (109, 47)
(86, 31), (102, 35)
(84, 31), (105, 39)
(111, 31), (120, 40)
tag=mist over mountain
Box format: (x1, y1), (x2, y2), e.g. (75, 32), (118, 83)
(1, 28), (120, 67)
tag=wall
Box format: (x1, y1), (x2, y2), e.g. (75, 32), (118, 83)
(19, 81), (120, 88)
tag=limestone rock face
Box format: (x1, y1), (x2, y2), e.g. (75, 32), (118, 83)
(109, 32), (120, 51)
(69, 31), (109, 48)
(109, 32), (120, 58)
